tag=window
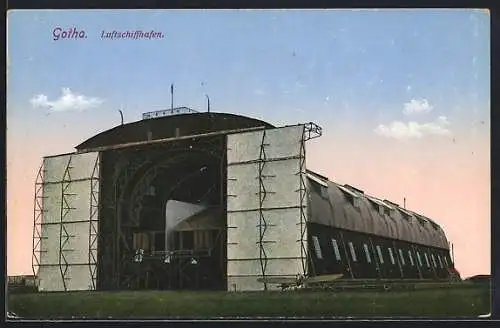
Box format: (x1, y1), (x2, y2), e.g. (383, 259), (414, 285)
(398, 249), (406, 265)
(431, 254), (437, 268)
(438, 255), (443, 268)
(312, 236), (323, 259)
(331, 238), (341, 261)
(408, 250), (414, 266)
(383, 207), (392, 216)
(444, 256), (449, 267)
(366, 196), (393, 216)
(416, 251), (423, 266)
(424, 253), (430, 268)
(321, 186), (329, 198)
(376, 245), (384, 264)
(348, 242), (357, 262)
(338, 185), (360, 208)
(363, 244), (372, 263)
(345, 193), (359, 207)
(388, 248), (395, 265)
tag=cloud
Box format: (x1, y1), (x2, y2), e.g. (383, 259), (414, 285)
(403, 99), (433, 115)
(374, 116), (452, 140)
(30, 88), (103, 111)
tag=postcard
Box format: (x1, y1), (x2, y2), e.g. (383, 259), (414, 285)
(6, 9), (491, 320)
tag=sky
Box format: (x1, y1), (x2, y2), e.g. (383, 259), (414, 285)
(6, 9), (490, 279)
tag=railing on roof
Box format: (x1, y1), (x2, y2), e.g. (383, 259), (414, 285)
(142, 107), (199, 120)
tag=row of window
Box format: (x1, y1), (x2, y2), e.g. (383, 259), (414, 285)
(311, 236), (449, 269)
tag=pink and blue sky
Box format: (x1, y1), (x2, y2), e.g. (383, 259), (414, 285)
(7, 9), (490, 278)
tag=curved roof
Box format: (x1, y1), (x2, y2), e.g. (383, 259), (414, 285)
(307, 172), (449, 249)
(76, 111), (275, 151)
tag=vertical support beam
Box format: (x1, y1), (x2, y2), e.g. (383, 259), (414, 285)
(257, 130), (269, 291)
(59, 155), (75, 291)
(392, 240), (404, 278)
(368, 236), (382, 279)
(32, 164), (45, 284)
(297, 126), (308, 276)
(113, 157), (140, 290)
(364, 207), (381, 279)
(88, 154), (100, 290)
(339, 231), (354, 279)
(411, 245), (423, 279)
(429, 250), (439, 279)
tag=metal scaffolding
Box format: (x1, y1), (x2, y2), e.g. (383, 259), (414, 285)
(257, 130), (270, 290)
(32, 164), (46, 280)
(298, 123), (322, 277)
(99, 135), (227, 290)
(59, 155), (76, 291)
(88, 155), (101, 290)
(303, 122), (322, 141)
(297, 126), (309, 277)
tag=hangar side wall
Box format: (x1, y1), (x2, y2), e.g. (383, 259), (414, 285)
(35, 152), (100, 292)
(307, 176), (450, 249)
(226, 125), (308, 291)
(307, 222), (453, 281)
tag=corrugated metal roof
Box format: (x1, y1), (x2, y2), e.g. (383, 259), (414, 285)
(306, 174), (449, 249)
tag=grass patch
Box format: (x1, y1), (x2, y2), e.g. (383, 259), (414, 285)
(8, 285), (490, 319)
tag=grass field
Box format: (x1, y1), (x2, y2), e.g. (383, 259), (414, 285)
(8, 284), (490, 319)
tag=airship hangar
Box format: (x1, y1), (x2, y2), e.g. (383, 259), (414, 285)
(31, 106), (455, 292)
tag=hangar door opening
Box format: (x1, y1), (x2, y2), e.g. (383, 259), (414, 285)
(226, 123), (321, 291)
(32, 152), (101, 292)
(97, 138), (227, 291)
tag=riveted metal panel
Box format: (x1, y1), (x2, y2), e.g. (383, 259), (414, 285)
(36, 152), (100, 292)
(226, 125), (308, 291)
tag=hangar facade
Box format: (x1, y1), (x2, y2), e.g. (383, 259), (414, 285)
(32, 108), (455, 292)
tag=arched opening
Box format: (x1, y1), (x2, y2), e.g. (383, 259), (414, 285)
(113, 146), (226, 290)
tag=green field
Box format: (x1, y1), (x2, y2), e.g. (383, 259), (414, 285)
(8, 285), (490, 319)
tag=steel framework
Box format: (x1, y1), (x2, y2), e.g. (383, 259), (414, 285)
(88, 155), (101, 289)
(411, 244), (424, 279)
(59, 155), (76, 291)
(99, 135), (226, 290)
(364, 209), (382, 279)
(32, 153), (102, 291)
(339, 230), (355, 279)
(368, 236), (382, 279)
(393, 240), (404, 279)
(257, 130), (273, 290)
(297, 123), (322, 277)
(32, 164), (47, 280)
(297, 127), (309, 277)
(303, 122), (322, 141)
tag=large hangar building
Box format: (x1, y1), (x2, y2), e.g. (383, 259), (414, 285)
(32, 107), (456, 292)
